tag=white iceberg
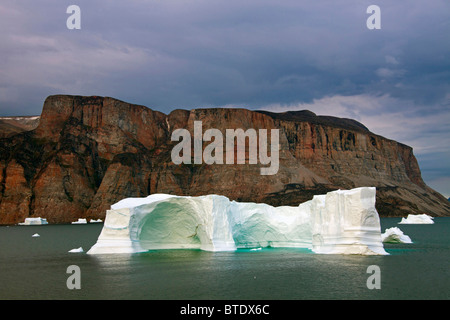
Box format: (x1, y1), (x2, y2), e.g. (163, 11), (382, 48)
(68, 247), (84, 253)
(31, 233), (40, 237)
(19, 217), (48, 225)
(71, 218), (87, 224)
(381, 227), (412, 243)
(89, 219), (103, 223)
(87, 187), (388, 256)
(399, 214), (434, 224)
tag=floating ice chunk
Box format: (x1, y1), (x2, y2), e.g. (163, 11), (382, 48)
(381, 227), (412, 243)
(88, 187), (388, 255)
(19, 217), (48, 225)
(310, 187), (387, 255)
(90, 219), (103, 223)
(72, 218), (87, 224)
(68, 247), (84, 253)
(31, 233), (40, 237)
(399, 214), (434, 224)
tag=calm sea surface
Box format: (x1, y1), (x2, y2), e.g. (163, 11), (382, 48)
(0, 218), (448, 300)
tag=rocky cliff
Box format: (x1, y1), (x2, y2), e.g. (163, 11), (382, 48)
(0, 95), (448, 224)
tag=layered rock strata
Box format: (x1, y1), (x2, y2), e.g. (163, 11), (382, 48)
(0, 95), (448, 224)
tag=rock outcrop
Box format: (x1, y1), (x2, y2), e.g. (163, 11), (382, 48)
(0, 95), (448, 224)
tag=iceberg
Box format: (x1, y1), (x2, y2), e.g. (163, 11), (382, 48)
(18, 217), (48, 225)
(87, 187), (388, 255)
(31, 233), (40, 238)
(90, 219), (103, 223)
(71, 218), (87, 224)
(309, 187), (387, 255)
(68, 247), (84, 253)
(381, 227), (412, 243)
(399, 214), (434, 224)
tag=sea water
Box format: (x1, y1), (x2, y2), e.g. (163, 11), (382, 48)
(0, 218), (448, 300)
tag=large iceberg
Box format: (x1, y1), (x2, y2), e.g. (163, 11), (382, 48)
(87, 187), (388, 255)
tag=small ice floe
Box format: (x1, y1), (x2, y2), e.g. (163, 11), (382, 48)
(31, 233), (40, 238)
(250, 247), (262, 251)
(68, 247), (84, 253)
(89, 219), (103, 223)
(19, 217), (48, 225)
(381, 227), (412, 244)
(399, 214), (434, 224)
(71, 218), (87, 224)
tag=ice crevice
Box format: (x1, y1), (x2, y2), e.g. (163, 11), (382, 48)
(87, 187), (389, 255)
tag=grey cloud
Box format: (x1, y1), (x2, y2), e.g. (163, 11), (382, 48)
(0, 0), (448, 196)
(2, 0), (449, 112)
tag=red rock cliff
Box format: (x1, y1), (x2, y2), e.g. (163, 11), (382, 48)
(0, 95), (448, 224)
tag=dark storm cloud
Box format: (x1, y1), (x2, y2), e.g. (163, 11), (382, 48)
(1, 0), (448, 110)
(0, 0), (449, 196)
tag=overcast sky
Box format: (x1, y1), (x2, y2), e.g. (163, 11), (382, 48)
(0, 0), (449, 197)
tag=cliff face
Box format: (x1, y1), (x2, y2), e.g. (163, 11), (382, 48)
(0, 95), (448, 224)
